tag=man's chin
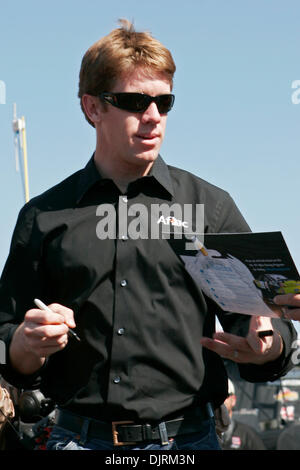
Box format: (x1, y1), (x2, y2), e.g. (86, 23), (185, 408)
(133, 149), (160, 164)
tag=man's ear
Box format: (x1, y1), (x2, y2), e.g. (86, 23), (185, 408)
(81, 94), (103, 126)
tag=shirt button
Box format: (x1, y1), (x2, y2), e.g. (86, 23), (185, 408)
(113, 376), (121, 384)
(121, 235), (128, 241)
(122, 196), (128, 203)
(117, 328), (125, 335)
(120, 279), (127, 287)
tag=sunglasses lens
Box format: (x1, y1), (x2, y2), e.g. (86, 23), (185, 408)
(117, 94), (148, 112)
(156, 95), (175, 113)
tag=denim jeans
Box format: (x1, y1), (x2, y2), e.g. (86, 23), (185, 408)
(45, 417), (221, 450)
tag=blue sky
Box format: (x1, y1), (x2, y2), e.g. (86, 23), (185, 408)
(0, 2), (299, 296)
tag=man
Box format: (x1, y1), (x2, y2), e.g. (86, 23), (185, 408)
(0, 20), (297, 450)
(222, 380), (266, 450)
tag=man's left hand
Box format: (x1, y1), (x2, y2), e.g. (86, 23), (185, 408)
(200, 315), (283, 365)
(274, 293), (300, 320)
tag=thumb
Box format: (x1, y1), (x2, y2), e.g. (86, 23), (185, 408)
(247, 315), (273, 353)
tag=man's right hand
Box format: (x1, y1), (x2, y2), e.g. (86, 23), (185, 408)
(9, 303), (76, 375)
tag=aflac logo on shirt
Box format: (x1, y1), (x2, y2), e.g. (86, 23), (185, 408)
(157, 215), (189, 229)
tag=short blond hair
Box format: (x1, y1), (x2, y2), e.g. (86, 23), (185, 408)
(78, 19), (176, 126)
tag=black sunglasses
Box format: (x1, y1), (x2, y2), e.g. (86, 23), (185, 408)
(99, 92), (175, 114)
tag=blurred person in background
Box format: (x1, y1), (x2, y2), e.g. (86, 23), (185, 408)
(222, 380), (266, 450)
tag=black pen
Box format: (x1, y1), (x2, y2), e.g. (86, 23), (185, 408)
(258, 330), (274, 338)
(34, 298), (81, 342)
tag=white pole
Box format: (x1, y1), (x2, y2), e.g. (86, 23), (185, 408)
(13, 103), (20, 172)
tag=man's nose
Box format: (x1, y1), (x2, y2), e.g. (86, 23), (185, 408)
(141, 101), (161, 123)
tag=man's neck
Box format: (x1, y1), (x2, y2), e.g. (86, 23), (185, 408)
(93, 149), (154, 191)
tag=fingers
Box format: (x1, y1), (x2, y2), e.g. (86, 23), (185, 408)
(274, 293), (300, 306)
(23, 330), (69, 357)
(273, 294), (300, 320)
(23, 321), (69, 339)
(210, 331), (248, 352)
(22, 303), (76, 358)
(48, 303), (76, 328)
(200, 332), (251, 363)
(25, 308), (66, 326)
(25, 303), (76, 327)
(201, 315), (281, 365)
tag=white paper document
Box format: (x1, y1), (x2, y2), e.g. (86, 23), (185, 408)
(181, 251), (279, 317)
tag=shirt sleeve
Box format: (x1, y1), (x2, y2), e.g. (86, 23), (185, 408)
(0, 203), (45, 388)
(214, 191), (251, 234)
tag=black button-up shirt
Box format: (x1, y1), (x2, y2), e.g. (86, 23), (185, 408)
(0, 155), (296, 422)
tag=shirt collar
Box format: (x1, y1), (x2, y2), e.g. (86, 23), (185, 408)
(147, 154), (174, 197)
(76, 155), (103, 204)
(76, 153), (174, 204)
